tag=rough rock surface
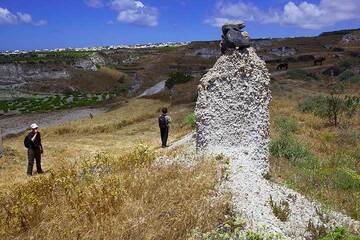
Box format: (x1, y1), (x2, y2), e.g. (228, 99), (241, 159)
(138, 80), (165, 98)
(74, 53), (105, 71)
(196, 47), (271, 174)
(195, 47), (359, 239)
(340, 31), (360, 45)
(186, 48), (221, 59)
(0, 64), (69, 87)
(270, 46), (296, 57)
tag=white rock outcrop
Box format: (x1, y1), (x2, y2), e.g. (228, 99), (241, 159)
(196, 47), (271, 174)
(74, 53), (106, 71)
(195, 47), (359, 239)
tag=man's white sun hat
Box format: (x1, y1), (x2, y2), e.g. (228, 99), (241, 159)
(30, 123), (39, 129)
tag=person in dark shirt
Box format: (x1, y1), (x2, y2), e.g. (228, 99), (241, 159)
(158, 107), (171, 148)
(24, 123), (44, 176)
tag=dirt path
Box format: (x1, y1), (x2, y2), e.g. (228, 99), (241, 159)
(0, 107), (107, 137)
(271, 64), (333, 77)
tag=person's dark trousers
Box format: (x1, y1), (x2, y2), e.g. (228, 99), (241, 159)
(27, 148), (43, 176)
(160, 127), (169, 147)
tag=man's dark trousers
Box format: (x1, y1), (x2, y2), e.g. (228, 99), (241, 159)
(27, 148), (42, 175)
(160, 127), (169, 147)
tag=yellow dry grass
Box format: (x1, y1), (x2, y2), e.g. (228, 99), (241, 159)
(0, 98), (230, 240)
(0, 98), (193, 188)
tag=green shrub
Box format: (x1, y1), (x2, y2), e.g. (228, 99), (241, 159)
(321, 131), (336, 143)
(319, 227), (360, 240)
(165, 72), (192, 89)
(270, 133), (317, 168)
(274, 116), (298, 134)
(269, 196), (290, 222)
(298, 91), (360, 126)
(287, 69), (316, 81)
(184, 112), (196, 129)
(189, 217), (284, 240)
(298, 96), (327, 113)
(333, 168), (360, 190)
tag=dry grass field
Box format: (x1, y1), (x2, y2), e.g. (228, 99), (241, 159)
(0, 98), (234, 240)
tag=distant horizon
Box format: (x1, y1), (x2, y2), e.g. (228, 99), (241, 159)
(3, 26), (360, 53)
(1, 0), (359, 51)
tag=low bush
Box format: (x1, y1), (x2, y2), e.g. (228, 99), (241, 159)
(319, 227), (360, 240)
(165, 72), (192, 89)
(287, 69), (316, 81)
(321, 131), (336, 143)
(184, 112), (196, 129)
(298, 96), (327, 113)
(298, 91), (360, 126)
(274, 116), (298, 134)
(189, 216), (285, 240)
(333, 168), (360, 190)
(269, 196), (290, 222)
(270, 132), (317, 168)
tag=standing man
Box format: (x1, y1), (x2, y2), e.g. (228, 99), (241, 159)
(158, 107), (171, 148)
(24, 123), (44, 176)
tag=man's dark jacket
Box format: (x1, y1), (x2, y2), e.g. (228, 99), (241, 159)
(24, 132), (42, 150)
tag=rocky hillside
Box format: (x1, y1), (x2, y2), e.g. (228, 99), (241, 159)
(0, 28), (359, 108)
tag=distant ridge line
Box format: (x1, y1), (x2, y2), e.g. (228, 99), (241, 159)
(319, 28), (360, 37)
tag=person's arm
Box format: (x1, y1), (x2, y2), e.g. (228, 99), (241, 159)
(166, 116), (172, 124)
(38, 133), (43, 153)
(31, 132), (37, 142)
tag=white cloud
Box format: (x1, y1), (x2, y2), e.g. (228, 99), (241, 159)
(117, 8), (158, 26)
(109, 0), (158, 26)
(17, 12), (33, 23)
(33, 20), (48, 26)
(84, 0), (104, 8)
(85, 0), (159, 27)
(207, 0), (360, 29)
(0, 7), (17, 24)
(0, 7), (47, 26)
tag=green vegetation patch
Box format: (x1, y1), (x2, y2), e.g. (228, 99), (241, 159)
(184, 112), (196, 129)
(319, 228), (360, 240)
(298, 90), (360, 126)
(0, 50), (95, 64)
(287, 69), (318, 81)
(0, 92), (115, 114)
(333, 168), (360, 190)
(165, 72), (192, 89)
(271, 116), (317, 168)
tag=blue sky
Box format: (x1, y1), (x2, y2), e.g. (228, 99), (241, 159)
(0, 0), (359, 51)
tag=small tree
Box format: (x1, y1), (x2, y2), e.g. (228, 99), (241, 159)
(298, 84), (360, 126)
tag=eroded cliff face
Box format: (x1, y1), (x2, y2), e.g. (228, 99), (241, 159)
(0, 63), (70, 87)
(73, 53), (106, 71)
